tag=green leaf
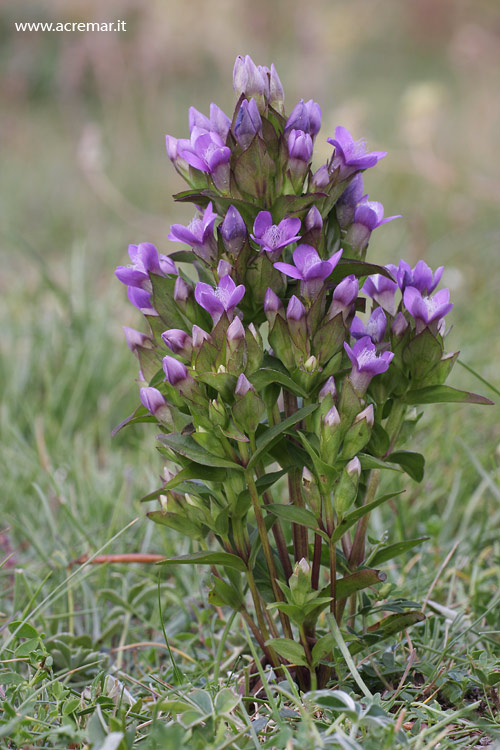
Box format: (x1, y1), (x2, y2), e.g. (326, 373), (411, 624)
(249, 368), (308, 398)
(150, 273), (188, 329)
(208, 578), (243, 610)
(403, 385), (493, 406)
(358, 453), (402, 472)
(214, 687), (240, 715)
(334, 569), (387, 600)
(8, 621), (39, 639)
(349, 611), (425, 655)
(265, 504), (323, 534)
(370, 537), (429, 567)
(163, 464), (228, 490)
(328, 259), (396, 285)
(111, 407), (156, 437)
(0, 672), (25, 685)
(402, 328), (443, 381)
(158, 550), (247, 572)
(271, 193), (327, 222)
(147, 511), (204, 539)
(255, 468), (290, 492)
(248, 404), (318, 468)
(158, 433), (243, 470)
(265, 638), (309, 666)
(388, 450), (425, 482)
(331, 490), (405, 544)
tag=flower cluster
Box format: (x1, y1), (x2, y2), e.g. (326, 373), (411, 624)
(114, 54), (491, 690)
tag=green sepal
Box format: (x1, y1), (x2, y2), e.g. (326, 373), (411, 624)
(402, 328), (443, 383)
(268, 315), (296, 370)
(149, 273), (189, 329)
(232, 135), (277, 203)
(196, 372), (237, 402)
(231, 388), (266, 434)
(247, 404), (318, 468)
(311, 313), (346, 364)
(249, 366), (307, 398)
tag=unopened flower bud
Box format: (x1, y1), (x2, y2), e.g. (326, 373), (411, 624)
(287, 295), (308, 351)
(161, 328), (193, 359)
(302, 467), (321, 515)
(233, 55), (267, 103)
(140, 387), (173, 427)
(305, 206), (323, 232)
(192, 324), (212, 350)
(227, 317), (245, 342)
(303, 355), (318, 373)
(340, 403), (374, 460)
(235, 373), (254, 397)
(217, 259), (232, 278)
(208, 398), (228, 428)
(391, 311), (409, 338)
(264, 288), (284, 326)
(221, 206), (247, 257)
(335, 457), (361, 518)
(268, 63), (285, 113)
(289, 557), (312, 606)
(319, 376), (337, 401)
(163, 355), (189, 386)
(123, 326), (153, 354)
(320, 406), (342, 463)
(232, 373), (265, 434)
(234, 98), (263, 150)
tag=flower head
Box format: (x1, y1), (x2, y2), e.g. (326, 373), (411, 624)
(188, 103), (231, 141)
(162, 356), (190, 386)
(335, 174), (366, 229)
(288, 129), (313, 163)
(362, 273), (399, 316)
(194, 275), (246, 324)
(140, 387), (167, 416)
(123, 327), (153, 354)
(305, 206), (323, 232)
(168, 202), (218, 264)
(161, 329), (193, 359)
(177, 128), (230, 190)
(235, 373), (255, 397)
(233, 55), (268, 101)
(396, 259), (443, 295)
(115, 243), (177, 290)
(346, 198), (400, 255)
(258, 63), (284, 111)
(251, 211), (302, 261)
(234, 98), (263, 149)
(327, 126), (386, 179)
(403, 287), (453, 334)
(274, 244), (343, 300)
(344, 336), (394, 394)
(350, 307), (387, 344)
(285, 99), (322, 140)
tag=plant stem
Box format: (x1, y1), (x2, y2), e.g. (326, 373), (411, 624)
(245, 469), (294, 640)
(311, 533), (322, 590)
(283, 390), (309, 561)
(349, 469), (380, 570)
(329, 538), (337, 618)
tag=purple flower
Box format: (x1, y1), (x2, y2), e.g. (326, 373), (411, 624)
(161, 329), (193, 359)
(327, 126), (387, 180)
(287, 294), (306, 322)
(163, 356), (190, 386)
(311, 164), (330, 190)
(396, 259), (444, 295)
(351, 307), (387, 344)
(344, 336), (394, 394)
(328, 275), (359, 321)
(194, 275), (246, 324)
(336, 175), (366, 229)
(177, 128), (230, 191)
(264, 287), (284, 325)
(362, 273), (399, 316)
(168, 203), (218, 264)
(123, 327), (153, 353)
(285, 99), (322, 140)
(192, 324), (211, 349)
(319, 376), (337, 400)
(234, 98), (263, 149)
(140, 387), (167, 417)
(174, 276), (190, 303)
(217, 259), (233, 278)
(165, 135), (190, 177)
(116, 243), (177, 290)
(188, 103), (231, 141)
(391, 311), (409, 337)
(274, 244), (343, 300)
(403, 286), (453, 334)
(251, 211), (302, 261)
(346, 199), (400, 254)
(233, 55), (268, 101)
(227, 317), (245, 342)
(221, 206), (247, 256)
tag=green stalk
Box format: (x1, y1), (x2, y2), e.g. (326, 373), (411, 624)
(283, 390), (309, 561)
(349, 469), (380, 570)
(245, 469), (294, 640)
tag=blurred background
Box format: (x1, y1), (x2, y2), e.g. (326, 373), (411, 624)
(1, 0), (500, 560)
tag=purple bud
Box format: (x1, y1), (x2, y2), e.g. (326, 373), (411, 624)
(346, 456), (361, 478)
(234, 98), (263, 149)
(285, 99), (322, 140)
(227, 317), (245, 341)
(319, 376), (337, 401)
(391, 311), (409, 337)
(161, 329), (193, 358)
(305, 206), (323, 232)
(163, 355), (189, 386)
(264, 288), (283, 326)
(328, 275), (359, 321)
(350, 307), (387, 344)
(354, 403), (374, 427)
(217, 259), (233, 277)
(192, 324), (211, 349)
(344, 336), (394, 394)
(174, 276), (191, 303)
(288, 129), (313, 163)
(221, 206), (247, 256)
(268, 63), (285, 112)
(140, 387), (167, 416)
(123, 327), (152, 354)
(127, 286), (154, 313)
(311, 164), (330, 189)
(286, 295), (306, 322)
(336, 174), (365, 229)
(324, 405), (341, 428)
(235, 373), (254, 397)
(233, 55), (268, 100)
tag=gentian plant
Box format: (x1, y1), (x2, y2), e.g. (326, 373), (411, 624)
(115, 54), (492, 690)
